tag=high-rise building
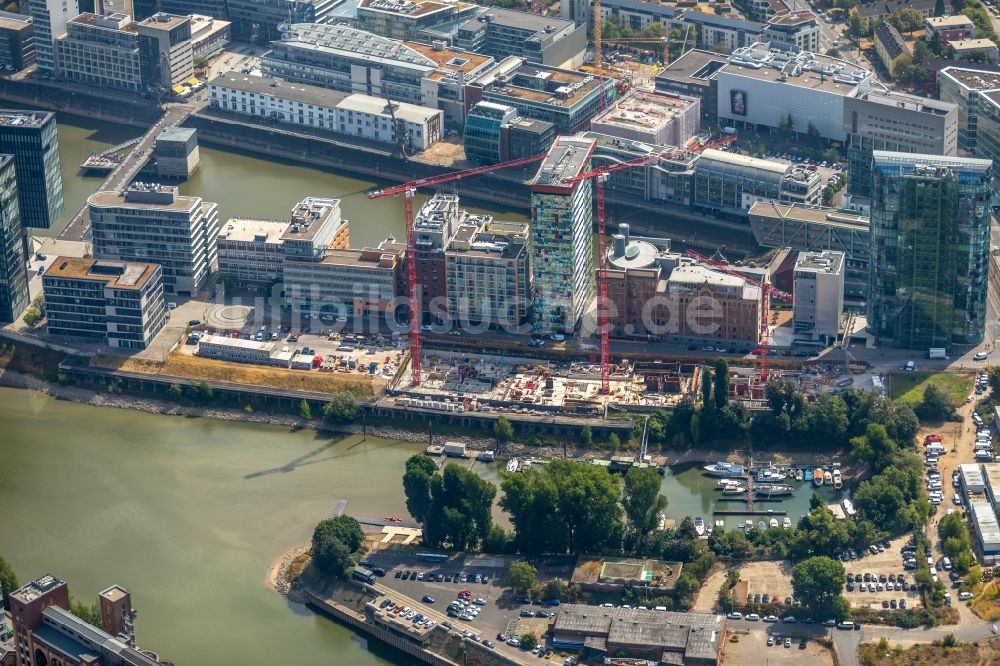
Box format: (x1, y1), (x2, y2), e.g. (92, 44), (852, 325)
(227, 0), (339, 43)
(868, 151), (993, 351)
(0, 154), (27, 323)
(0, 110), (63, 233)
(792, 250), (845, 342)
(88, 183), (220, 295)
(137, 12), (193, 92)
(55, 12), (142, 92)
(530, 135), (595, 334)
(26, 0), (78, 77)
(0, 11), (36, 72)
(132, 0), (227, 22)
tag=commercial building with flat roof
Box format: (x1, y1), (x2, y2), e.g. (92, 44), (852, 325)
(262, 23), (494, 127)
(937, 65), (1000, 151)
(188, 13), (229, 59)
(217, 218), (293, 289)
(226, 0), (340, 42)
(197, 333), (276, 364)
(654, 49), (727, 128)
(0, 154), (27, 323)
(590, 90), (700, 148)
(465, 56), (616, 134)
(667, 263), (763, 344)
(137, 12), (193, 91)
(0, 110), (63, 232)
(89, 183), (220, 295)
(455, 8), (586, 68)
(793, 250), (844, 341)
(43, 257), (167, 349)
(355, 0), (481, 42)
(337, 93), (443, 151)
(26, 0), (78, 77)
(0, 11), (35, 72)
(584, 131), (698, 207)
(868, 152), (992, 351)
(155, 126), (199, 178)
(969, 497), (1000, 560)
(55, 12), (142, 92)
(280, 197), (349, 262)
(693, 148), (821, 216)
(530, 135), (595, 334)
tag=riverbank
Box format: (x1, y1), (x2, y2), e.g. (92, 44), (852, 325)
(268, 543), (311, 604)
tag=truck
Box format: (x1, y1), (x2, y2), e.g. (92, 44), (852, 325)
(352, 566), (376, 584)
(927, 348), (947, 360)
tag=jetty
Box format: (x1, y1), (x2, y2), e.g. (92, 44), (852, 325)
(79, 136), (143, 173)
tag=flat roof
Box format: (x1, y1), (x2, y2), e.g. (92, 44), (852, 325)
(940, 65), (1000, 90)
(0, 109), (53, 127)
(218, 218), (289, 243)
(318, 247), (399, 268)
(951, 38), (998, 50)
(359, 0), (475, 18)
(591, 90), (697, 131)
(608, 239), (670, 270)
(44, 257), (158, 290)
(405, 38), (491, 74)
(0, 10), (31, 31)
(926, 14), (975, 27)
(485, 62), (603, 108)
(969, 497), (1000, 547)
(157, 126), (196, 142)
(138, 12), (189, 31)
(89, 187), (200, 212)
(69, 11), (138, 32)
(962, 462), (986, 487)
(723, 44), (871, 94)
(11, 574), (65, 604)
(199, 333), (274, 352)
(655, 49), (726, 85)
(795, 250), (844, 274)
(872, 150), (992, 173)
(189, 13), (231, 35)
(984, 462), (1000, 496)
(282, 197), (342, 243)
(339, 93), (440, 122)
(99, 585), (129, 602)
(849, 87), (954, 116)
(748, 201), (869, 227)
(668, 263), (762, 300)
(532, 135), (595, 187)
(460, 7), (574, 33)
(699, 148), (788, 174)
(210, 73), (350, 108)
(768, 10), (817, 25)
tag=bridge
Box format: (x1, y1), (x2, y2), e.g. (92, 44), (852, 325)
(79, 137), (144, 173)
(60, 105), (194, 242)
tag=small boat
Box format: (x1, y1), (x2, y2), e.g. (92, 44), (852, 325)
(824, 469), (833, 486)
(795, 469), (804, 481)
(506, 458), (519, 473)
(722, 485), (747, 495)
(783, 516), (792, 529)
(744, 519), (754, 531)
(842, 499), (857, 517)
(769, 518), (779, 529)
(758, 521), (766, 530)
(716, 478), (741, 490)
(755, 484), (794, 497)
(756, 468), (785, 483)
(804, 469), (813, 482)
(833, 469), (843, 490)
(704, 461), (745, 478)
(715, 519), (725, 529)
(694, 517), (706, 536)
(813, 469), (825, 487)
(656, 511), (667, 531)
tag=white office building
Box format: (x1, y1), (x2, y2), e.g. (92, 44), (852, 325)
(26, 0), (78, 77)
(793, 250), (844, 341)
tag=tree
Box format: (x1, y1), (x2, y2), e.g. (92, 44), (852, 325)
(168, 383), (183, 400)
(312, 515), (366, 577)
(70, 597), (102, 625)
(623, 466), (668, 549)
(423, 463), (497, 550)
(713, 358), (729, 408)
(581, 424), (593, 447)
(847, 7), (867, 39)
(0, 556), (17, 609)
(192, 380), (213, 402)
(934, 0), (946, 15)
(402, 455), (437, 523)
(608, 432), (621, 449)
(888, 7), (924, 33)
(543, 579), (565, 600)
(193, 55), (210, 68)
(519, 632), (538, 651)
(323, 391), (360, 423)
(219, 274), (237, 295)
(792, 556), (848, 620)
(494, 416), (514, 443)
(299, 399), (313, 420)
(701, 367), (713, 406)
(912, 38), (932, 64)
(915, 384), (957, 421)
(507, 561), (537, 596)
(806, 121), (823, 150)
(826, 47), (842, 58)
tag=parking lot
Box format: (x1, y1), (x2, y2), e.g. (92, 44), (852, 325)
(722, 629), (833, 666)
(366, 552), (577, 661)
(732, 561), (795, 607)
(841, 536), (923, 611)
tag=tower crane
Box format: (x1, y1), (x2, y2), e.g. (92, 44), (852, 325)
(684, 249), (792, 382)
(367, 153), (547, 385)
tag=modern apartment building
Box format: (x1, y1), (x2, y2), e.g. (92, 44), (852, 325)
(792, 250), (844, 341)
(598, 0), (679, 33)
(89, 183), (220, 295)
(0, 11), (35, 72)
(0, 110), (63, 232)
(188, 13), (230, 59)
(410, 193), (460, 320)
(43, 257), (168, 349)
(873, 23), (908, 78)
(227, 0), (339, 43)
(937, 65), (1000, 152)
(137, 12), (193, 91)
(26, 0), (78, 77)
(262, 24), (494, 127)
(0, 154), (27, 323)
(682, 12), (764, 52)
(462, 101), (555, 165)
(55, 12), (142, 92)
(216, 218), (294, 290)
(760, 11), (819, 52)
(10, 574), (162, 666)
(279, 196), (349, 262)
(693, 149), (821, 216)
(926, 14), (976, 41)
(455, 8), (586, 68)
(868, 152), (993, 351)
(530, 135), (595, 334)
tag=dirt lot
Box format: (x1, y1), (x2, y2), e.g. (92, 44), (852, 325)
(858, 636), (1000, 665)
(729, 561), (795, 606)
(721, 630), (833, 666)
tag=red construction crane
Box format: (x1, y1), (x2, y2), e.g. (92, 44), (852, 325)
(560, 149), (682, 394)
(685, 249), (793, 382)
(368, 152), (547, 386)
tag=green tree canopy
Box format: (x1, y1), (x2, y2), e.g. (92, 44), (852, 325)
(494, 416), (514, 443)
(622, 466), (668, 549)
(915, 384), (957, 421)
(507, 561), (537, 596)
(713, 358), (729, 408)
(402, 455), (437, 523)
(792, 556), (848, 620)
(323, 391), (360, 423)
(312, 516), (366, 577)
(0, 556), (17, 609)
(423, 463), (497, 550)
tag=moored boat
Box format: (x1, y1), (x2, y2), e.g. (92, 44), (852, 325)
(795, 469), (804, 481)
(813, 469), (825, 487)
(783, 516), (792, 529)
(833, 469), (843, 490)
(757, 468), (784, 483)
(704, 461), (745, 478)
(823, 469), (833, 485)
(722, 485), (747, 495)
(754, 484), (794, 497)
(506, 458), (519, 473)
(769, 518), (779, 529)
(694, 516), (706, 536)
(758, 521), (766, 530)
(716, 478), (741, 490)
(804, 469), (813, 482)
(842, 499), (857, 517)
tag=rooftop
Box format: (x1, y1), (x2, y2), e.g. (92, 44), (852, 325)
(872, 150), (992, 174)
(939, 65), (1000, 90)
(926, 14), (975, 28)
(11, 574), (65, 604)
(69, 11), (138, 32)
(747, 201), (869, 228)
(0, 10), (31, 30)
(137, 12), (189, 31)
(591, 90), (698, 131)
(874, 23), (907, 60)
(210, 73), (350, 108)
(984, 461), (1000, 495)
(99, 585), (129, 602)
(460, 7), (574, 33)
(668, 263), (762, 300)
(681, 11), (763, 32)
(156, 126), (197, 143)
(699, 148), (789, 174)
(950, 38), (998, 50)
(795, 250), (844, 274)
(318, 246), (400, 268)
(849, 86), (955, 116)
(607, 238), (672, 271)
(218, 218), (290, 244)
(767, 10), (817, 25)
(189, 13), (231, 36)
(44, 257), (159, 290)
(482, 61), (605, 108)
(338, 93), (440, 122)
(0, 109), (53, 128)
(722, 43), (871, 94)
(281, 197), (343, 243)
(199, 333), (275, 352)
(962, 462), (986, 487)
(599, 0), (680, 17)
(89, 183), (201, 212)
(969, 497), (1000, 546)
(654, 49), (727, 85)
(359, 0), (475, 18)
(531, 135), (595, 189)
(858, 0), (935, 18)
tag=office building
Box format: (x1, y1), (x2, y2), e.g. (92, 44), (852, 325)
(209, 74), (445, 151)
(937, 65), (1000, 152)
(55, 12), (142, 93)
(455, 8), (586, 68)
(0, 11), (35, 72)
(682, 12), (764, 52)
(466, 57), (616, 134)
(748, 202), (869, 302)
(971, 89), (1000, 168)
(591, 90), (699, 148)
(843, 88), (957, 199)
(446, 217), (531, 326)
(217, 219), (293, 290)
(10, 574), (163, 666)
(693, 149), (821, 216)
(137, 12), (193, 92)
(761, 11), (819, 53)
(26, 0), (78, 77)
(155, 126), (199, 178)
(89, 183), (220, 295)
(868, 152), (992, 351)
(43, 257), (168, 349)
(668, 263), (763, 344)
(197, 334), (276, 363)
(354, 0), (481, 42)
(280, 197), (350, 262)
(0, 155), (27, 323)
(410, 193), (460, 318)
(262, 24), (494, 127)
(530, 135), (595, 334)
(0, 110), (63, 232)
(463, 101), (555, 165)
(926, 15), (976, 41)
(132, 0), (227, 21)
(951, 39), (1000, 63)
(559, 0), (588, 29)
(654, 49), (727, 129)
(188, 13), (230, 59)
(874, 23), (908, 78)
(792, 250), (844, 341)
(227, 0), (340, 43)
(585, 131), (698, 207)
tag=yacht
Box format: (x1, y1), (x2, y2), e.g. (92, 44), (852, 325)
(842, 499), (857, 517)
(506, 458), (519, 473)
(754, 484), (794, 497)
(795, 469), (804, 481)
(832, 469), (843, 490)
(722, 484), (747, 495)
(824, 469), (833, 485)
(756, 468), (785, 483)
(813, 469), (825, 487)
(703, 461), (745, 478)
(716, 478), (741, 490)
(694, 517), (706, 536)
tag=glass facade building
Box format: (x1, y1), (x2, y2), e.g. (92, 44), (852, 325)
(0, 153), (27, 322)
(463, 101), (515, 165)
(0, 110), (63, 231)
(868, 151), (992, 351)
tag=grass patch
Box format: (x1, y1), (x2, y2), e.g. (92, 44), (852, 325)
(859, 638), (1000, 666)
(890, 372), (974, 407)
(0, 341), (71, 380)
(91, 352), (376, 397)
(970, 580), (1000, 621)
(288, 550), (311, 584)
